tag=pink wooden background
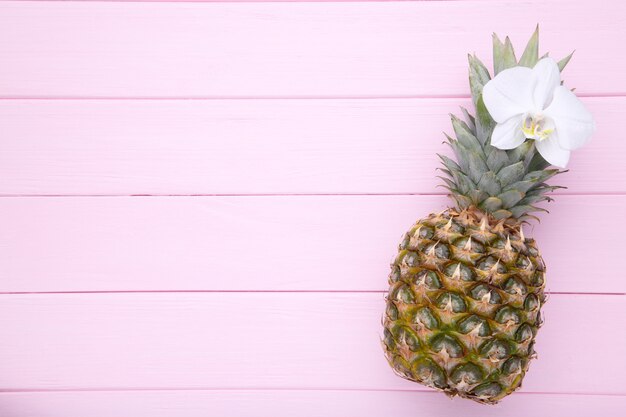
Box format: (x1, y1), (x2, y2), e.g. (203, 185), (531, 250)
(1, 0), (625, 415)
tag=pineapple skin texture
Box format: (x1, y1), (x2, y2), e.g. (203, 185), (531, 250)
(382, 208), (546, 404)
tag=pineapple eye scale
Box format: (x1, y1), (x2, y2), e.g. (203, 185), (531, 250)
(451, 362), (484, 385)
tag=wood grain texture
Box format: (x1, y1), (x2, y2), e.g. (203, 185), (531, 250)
(2, 195), (625, 293)
(0, 292), (624, 393)
(1, 391), (625, 417)
(0, 97), (621, 196)
(0, 1), (624, 98)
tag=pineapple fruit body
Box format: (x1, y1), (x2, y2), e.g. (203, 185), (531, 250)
(380, 29), (574, 403)
(382, 207), (545, 404)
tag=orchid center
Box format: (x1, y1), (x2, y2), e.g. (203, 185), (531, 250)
(521, 113), (555, 142)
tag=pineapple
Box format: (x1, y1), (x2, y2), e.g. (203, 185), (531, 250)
(382, 29), (577, 404)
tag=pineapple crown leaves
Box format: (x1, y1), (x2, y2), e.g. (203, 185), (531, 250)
(439, 26), (572, 222)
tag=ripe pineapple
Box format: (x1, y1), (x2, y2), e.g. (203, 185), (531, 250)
(382, 29), (575, 404)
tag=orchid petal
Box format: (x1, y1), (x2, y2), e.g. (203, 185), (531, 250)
(535, 134), (571, 168)
(482, 66), (534, 123)
(490, 115), (526, 150)
(543, 85), (595, 150)
(531, 57), (561, 110)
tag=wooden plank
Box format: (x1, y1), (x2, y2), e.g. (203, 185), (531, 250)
(0, 97), (620, 195)
(1, 391), (625, 417)
(2, 0), (421, 2)
(0, 293), (623, 393)
(1, 195), (623, 293)
(0, 2), (623, 98)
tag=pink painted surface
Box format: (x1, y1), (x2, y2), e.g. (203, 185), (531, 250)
(1, 0), (625, 415)
(6, 0), (422, 2)
(1, 195), (625, 293)
(1, 293), (624, 393)
(2, 392), (625, 417)
(1, 1), (625, 98)
(0, 97), (623, 195)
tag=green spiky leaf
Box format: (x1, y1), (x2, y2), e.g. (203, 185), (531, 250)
(519, 194), (552, 206)
(497, 162), (526, 187)
(492, 209), (513, 220)
(468, 54), (491, 105)
(493, 34), (517, 74)
(477, 172), (501, 196)
(558, 51), (574, 72)
(468, 189), (488, 204)
(448, 140), (471, 172)
(451, 170), (476, 194)
(526, 151), (551, 171)
(518, 26), (539, 67)
(485, 146), (509, 172)
(438, 154), (462, 173)
(522, 169), (561, 183)
(475, 95), (495, 144)
(506, 141), (534, 166)
(453, 194), (474, 209)
(524, 185), (562, 199)
(480, 197), (503, 211)
(502, 180), (540, 194)
(460, 107), (476, 133)
(510, 205), (547, 218)
(451, 115), (483, 154)
(438, 176), (457, 189)
(466, 151), (489, 184)
(497, 190), (526, 209)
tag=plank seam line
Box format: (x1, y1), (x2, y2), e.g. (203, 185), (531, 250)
(0, 92), (625, 101)
(0, 388), (624, 397)
(1, 290), (624, 296)
(1, 192), (625, 198)
(0, 0), (486, 4)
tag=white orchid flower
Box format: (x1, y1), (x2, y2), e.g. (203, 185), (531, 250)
(482, 57), (595, 168)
